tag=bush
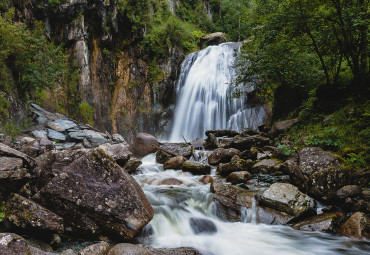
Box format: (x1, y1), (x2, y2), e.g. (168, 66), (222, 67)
(78, 102), (94, 126)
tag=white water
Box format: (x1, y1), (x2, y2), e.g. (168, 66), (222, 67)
(134, 154), (370, 255)
(169, 43), (265, 142)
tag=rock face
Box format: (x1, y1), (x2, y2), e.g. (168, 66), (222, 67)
(201, 32), (227, 46)
(129, 133), (159, 158)
(163, 156), (187, 170)
(208, 148), (240, 165)
(337, 212), (370, 238)
(182, 161), (211, 175)
(261, 183), (316, 217)
(4, 194), (64, 235)
(298, 147), (340, 176)
(156, 142), (193, 163)
(269, 119), (299, 138)
(37, 149), (154, 240)
(291, 212), (345, 232)
(0, 233), (49, 255)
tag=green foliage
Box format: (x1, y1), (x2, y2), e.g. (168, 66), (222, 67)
(0, 201), (4, 223)
(343, 153), (367, 168)
(148, 59), (164, 83)
(1, 121), (24, 140)
(0, 94), (9, 119)
(277, 144), (296, 157)
(78, 102), (94, 126)
(304, 127), (345, 151)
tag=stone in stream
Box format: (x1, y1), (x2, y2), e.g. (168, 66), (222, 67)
(122, 158), (142, 174)
(3, 193), (64, 235)
(163, 156), (187, 170)
(226, 171), (251, 184)
(199, 175), (214, 184)
(189, 217), (217, 234)
(261, 183), (316, 218)
(337, 212), (370, 238)
(182, 160), (211, 175)
(291, 212), (345, 233)
(156, 142), (193, 163)
(36, 148), (154, 241)
(129, 133), (159, 158)
(217, 159), (252, 177)
(251, 159), (283, 174)
(201, 32), (227, 46)
(0, 233), (51, 255)
(158, 178), (183, 186)
(108, 243), (203, 255)
(112, 133), (127, 144)
(77, 242), (110, 255)
(208, 148), (240, 165)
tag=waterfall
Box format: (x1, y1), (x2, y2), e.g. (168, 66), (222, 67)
(169, 42), (265, 142)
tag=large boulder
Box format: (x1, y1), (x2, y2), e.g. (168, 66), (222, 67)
(204, 133), (220, 150)
(226, 171), (251, 184)
(336, 185), (362, 199)
(21, 138), (54, 158)
(226, 135), (270, 151)
(0, 143), (36, 168)
(298, 147), (340, 176)
(182, 160), (211, 175)
(217, 159), (252, 177)
(3, 194), (64, 236)
(37, 148), (154, 240)
(0, 233), (50, 255)
(291, 212), (345, 232)
(338, 212), (370, 238)
(200, 32), (227, 46)
(163, 156), (187, 170)
(251, 159), (283, 174)
(269, 119), (299, 138)
(129, 133), (159, 158)
(156, 142), (193, 163)
(0, 157), (30, 197)
(208, 148), (240, 165)
(98, 143), (132, 167)
(261, 183), (316, 218)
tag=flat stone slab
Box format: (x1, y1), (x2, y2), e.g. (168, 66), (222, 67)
(32, 130), (48, 138)
(48, 129), (67, 141)
(48, 119), (77, 132)
(55, 142), (76, 150)
(68, 131), (89, 140)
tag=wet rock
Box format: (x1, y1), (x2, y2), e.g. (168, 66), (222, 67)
(47, 119), (77, 132)
(78, 242), (110, 255)
(205, 130), (239, 137)
(199, 175), (213, 184)
(32, 130), (48, 139)
(226, 171), (251, 184)
(227, 135), (270, 151)
(4, 194), (64, 235)
(122, 158), (142, 174)
(336, 185), (362, 199)
(240, 127), (258, 137)
(158, 178), (183, 186)
(298, 147), (340, 176)
(47, 129), (66, 141)
(292, 212), (345, 232)
(239, 148), (258, 160)
(0, 233), (49, 255)
(217, 159), (252, 177)
(98, 143), (132, 167)
(269, 119), (299, 138)
(163, 156), (187, 170)
(261, 183), (316, 217)
(338, 212), (370, 238)
(204, 133), (220, 150)
(182, 160), (211, 175)
(208, 148), (240, 165)
(201, 32), (227, 46)
(189, 217), (217, 234)
(256, 206), (294, 225)
(251, 159), (283, 174)
(156, 142), (193, 163)
(0, 143), (36, 168)
(37, 148), (153, 240)
(129, 133), (159, 158)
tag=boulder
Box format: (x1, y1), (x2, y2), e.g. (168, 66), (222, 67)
(205, 130), (239, 137)
(122, 158), (142, 174)
(47, 129), (67, 141)
(226, 171), (251, 184)
(158, 178), (183, 186)
(217, 159), (252, 177)
(269, 119), (299, 138)
(298, 147), (340, 176)
(199, 175), (213, 184)
(336, 185), (362, 199)
(190, 138), (204, 150)
(0, 233), (50, 255)
(156, 143), (193, 163)
(37, 149), (154, 240)
(0, 143), (36, 168)
(4, 194), (64, 235)
(112, 134), (127, 144)
(0, 157), (30, 196)
(129, 133), (159, 158)
(21, 138), (54, 158)
(189, 217), (217, 234)
(291, 212), (345, 232)
(284, 158), (305, 187)
(218, 137), (233, 148)
(83, 130), (109, 145)
(239, 128), (259, 137)
(182, 161), (211, 175)
(226, 135), (270, 151)
(338, 212), (370, 238)
(251, 159), (283, 174)
(98, 143), (132, 167)
(78, 242), (110, 255)
(200, 32), (227, 46)
(239, 148), (258, 160)
(163, 156), (187, 170)
(108, 243), (203, 255)
(261, 183), (316, 217)
(208, 148), (240, 165)
(204, 133), (220, 150)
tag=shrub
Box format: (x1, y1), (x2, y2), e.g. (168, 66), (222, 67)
(78, 102), (94, 126)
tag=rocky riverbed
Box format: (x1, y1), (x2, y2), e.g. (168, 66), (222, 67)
(0, 104), (369, 254)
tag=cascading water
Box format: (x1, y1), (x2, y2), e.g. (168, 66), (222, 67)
(169, 42), (265, 142)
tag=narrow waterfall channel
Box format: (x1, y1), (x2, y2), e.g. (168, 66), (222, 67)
(169, 42), (265, 142)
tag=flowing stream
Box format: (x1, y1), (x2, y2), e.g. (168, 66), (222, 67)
(169, 42), (265, 142)
(134, 154), (369, 255)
